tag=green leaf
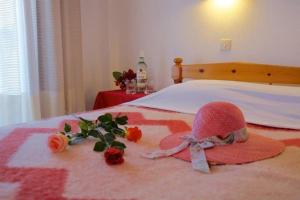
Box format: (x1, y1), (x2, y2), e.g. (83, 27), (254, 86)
(93, 141), (107, 152)
(79, 121), (88, 131)
(110, 121), (118, 128)
(98, 113), (113, 123)
(101, 122), (113, 132)
(80, 129), (88, 137)
(111, 128), (126, 137)
(79, 117), (93, 125)
(115, 116), (128, 125)
(64, 123), (72, 133)
(113, 71), (122, 80)
(88, 130), (99, 138)
(111, 141), (126, 150)
(104, 133), (116, 144)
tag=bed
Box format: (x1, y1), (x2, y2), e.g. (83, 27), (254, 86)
(1, 58), (300, 200)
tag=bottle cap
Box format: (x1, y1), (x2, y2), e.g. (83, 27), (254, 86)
(139, 50), (145, 58)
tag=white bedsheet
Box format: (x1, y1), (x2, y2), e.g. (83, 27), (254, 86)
(125, 80), (300, 129)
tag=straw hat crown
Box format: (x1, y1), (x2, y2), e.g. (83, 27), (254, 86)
(192, 102), (246, 140)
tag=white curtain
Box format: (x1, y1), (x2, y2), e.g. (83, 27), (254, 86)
(0, 0), (85, 127)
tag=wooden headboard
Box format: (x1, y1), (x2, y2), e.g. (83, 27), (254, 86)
(172, 58), (300, 85)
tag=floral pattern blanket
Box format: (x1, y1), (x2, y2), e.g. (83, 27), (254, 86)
(1, 105), (300, 200)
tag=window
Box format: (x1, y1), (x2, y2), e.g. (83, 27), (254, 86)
(0, 0), (22, 96)
(0, 0), (32, 126)
(0, 0), (82, 126)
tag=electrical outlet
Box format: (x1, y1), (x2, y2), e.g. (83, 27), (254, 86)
(220, 39), (232, 51)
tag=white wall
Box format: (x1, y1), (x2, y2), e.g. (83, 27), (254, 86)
(107, 0), (300, 89)
(81, 0), (110, 110)
(80, 0), (300, 108)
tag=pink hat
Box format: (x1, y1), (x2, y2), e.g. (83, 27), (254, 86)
(144, 102), (285, 173)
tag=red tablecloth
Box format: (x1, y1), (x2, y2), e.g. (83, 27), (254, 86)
(93, 90), (146, 110)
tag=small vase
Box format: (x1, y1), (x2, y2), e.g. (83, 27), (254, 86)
(125, 80), (136, 94)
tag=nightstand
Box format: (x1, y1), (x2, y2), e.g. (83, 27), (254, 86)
(93, 90), (146, 110)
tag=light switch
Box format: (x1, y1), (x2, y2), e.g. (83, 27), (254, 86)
(220, 39), (232, 51)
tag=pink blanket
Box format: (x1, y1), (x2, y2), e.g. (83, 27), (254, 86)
(1, 105), (300, 200)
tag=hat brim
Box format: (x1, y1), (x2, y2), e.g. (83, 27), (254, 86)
(159, 132), (285, 164)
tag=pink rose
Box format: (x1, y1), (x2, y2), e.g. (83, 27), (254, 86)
(48, 133), (69, 153)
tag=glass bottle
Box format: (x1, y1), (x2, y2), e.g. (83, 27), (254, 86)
(136, 56), (148, 93)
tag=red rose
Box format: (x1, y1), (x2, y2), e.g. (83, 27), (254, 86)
(125, 69), (136, 80)
(126, 127), (142, 142)
(104, 147), (124, 165)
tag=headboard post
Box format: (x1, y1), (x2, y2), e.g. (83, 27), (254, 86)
(172, 57), (183, 84)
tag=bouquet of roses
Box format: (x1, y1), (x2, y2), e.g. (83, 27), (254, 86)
(48, 113), (142, 165)
(113, 69), (136, 90)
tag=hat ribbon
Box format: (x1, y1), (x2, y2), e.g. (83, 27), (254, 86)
(142, 128), (248, 173)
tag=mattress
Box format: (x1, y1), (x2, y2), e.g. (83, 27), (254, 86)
(1, 104), (300, 200)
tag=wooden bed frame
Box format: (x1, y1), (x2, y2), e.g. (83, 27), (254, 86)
(172, 58), (300, 85)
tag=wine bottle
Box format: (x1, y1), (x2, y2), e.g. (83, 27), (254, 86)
(136, 56), (148, 93)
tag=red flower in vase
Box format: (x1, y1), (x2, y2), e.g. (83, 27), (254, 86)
(124, 69), (136, 80)
(113, 69), (136, 90)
